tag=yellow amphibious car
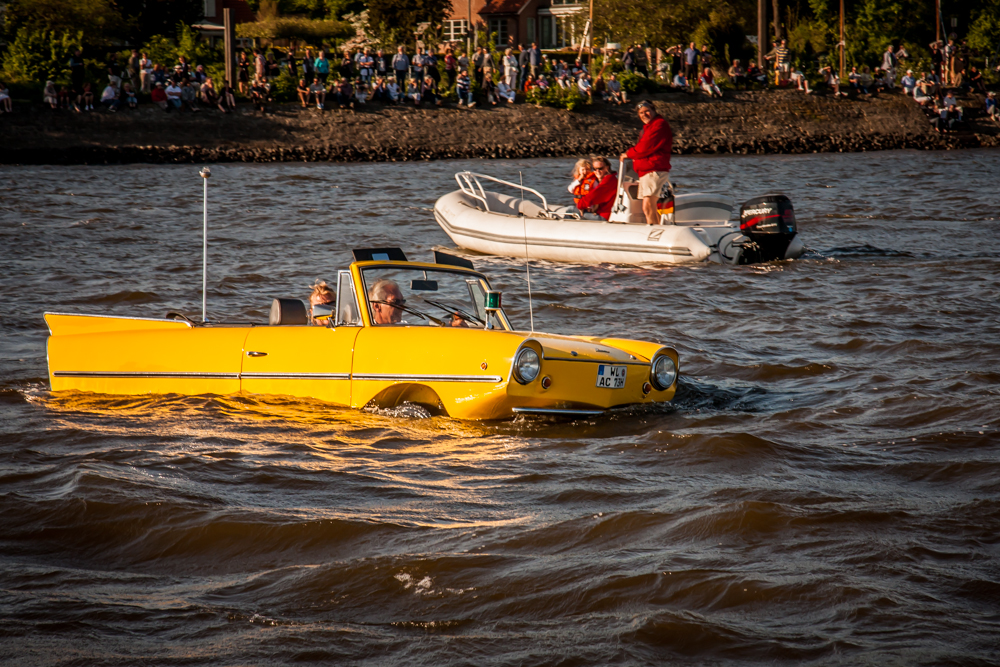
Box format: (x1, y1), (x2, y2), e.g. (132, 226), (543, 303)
(45, 249), (678, 420)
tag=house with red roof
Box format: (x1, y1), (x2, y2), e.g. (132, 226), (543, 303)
(445, 0), (586, 50)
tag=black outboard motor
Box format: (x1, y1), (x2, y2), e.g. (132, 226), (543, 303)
(738, 195), (797, 265)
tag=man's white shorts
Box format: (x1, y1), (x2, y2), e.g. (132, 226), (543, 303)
(637, 171), (671, 198)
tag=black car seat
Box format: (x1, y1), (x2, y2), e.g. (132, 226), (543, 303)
(269, 298), (308, 325)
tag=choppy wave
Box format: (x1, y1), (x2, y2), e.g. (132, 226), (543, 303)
(2, 151), (1000, 665)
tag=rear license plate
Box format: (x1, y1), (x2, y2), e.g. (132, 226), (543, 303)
(596, 364), (627, 389)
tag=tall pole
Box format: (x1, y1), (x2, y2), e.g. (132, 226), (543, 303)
(200, 167), (211, 322)
(588, 0), (594, 66)
(757, 0), (766, 67)
(467, 0), (472, 55)
(839, 0), (845, 82)
(935, 0), (940, 43)
(223, 8), (234, 86)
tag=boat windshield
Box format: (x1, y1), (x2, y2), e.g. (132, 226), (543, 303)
(360, 266), (501, 329)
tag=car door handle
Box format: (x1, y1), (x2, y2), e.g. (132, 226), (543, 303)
(246, 351), (268, 357)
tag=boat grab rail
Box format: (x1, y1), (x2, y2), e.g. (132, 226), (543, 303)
(455, 171), (552, 217)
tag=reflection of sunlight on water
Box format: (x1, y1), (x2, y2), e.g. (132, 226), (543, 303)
(39, 389), (533, 460)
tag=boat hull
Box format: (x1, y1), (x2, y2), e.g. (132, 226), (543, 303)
(434, 190), (724, 264)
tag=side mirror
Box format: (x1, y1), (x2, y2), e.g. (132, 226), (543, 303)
(311, 303), (334, 322)
(484, 291), (502, 312)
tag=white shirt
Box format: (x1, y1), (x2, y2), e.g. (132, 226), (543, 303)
(101, 85), (117, 101)
(165, 84), (182, 99)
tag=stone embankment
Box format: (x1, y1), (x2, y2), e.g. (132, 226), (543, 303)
(1, 89), (996, 164)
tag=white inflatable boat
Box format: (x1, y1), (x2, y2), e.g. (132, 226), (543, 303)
(433, 159), (805, 265)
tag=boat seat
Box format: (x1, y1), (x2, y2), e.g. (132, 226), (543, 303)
(269, 298), (308, 326)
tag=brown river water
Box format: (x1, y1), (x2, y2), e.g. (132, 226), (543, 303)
(1, 150), (999, 665)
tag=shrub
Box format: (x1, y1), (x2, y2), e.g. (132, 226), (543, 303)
(617, 70), (660, 95)
(269, 69), (297, 102)
(527, 84), (588, 110)
(2, 28), (82, 83)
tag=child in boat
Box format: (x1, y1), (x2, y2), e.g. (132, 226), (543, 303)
(568, 159), (599, 210)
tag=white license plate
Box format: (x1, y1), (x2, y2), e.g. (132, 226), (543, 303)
(596, 364), (627, 389)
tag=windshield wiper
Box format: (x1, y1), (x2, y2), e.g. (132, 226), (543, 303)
(421, 298), (486, 325)
(369, 300), (446, 326)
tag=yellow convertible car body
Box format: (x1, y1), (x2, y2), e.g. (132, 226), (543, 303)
(45, 249), (678, 420)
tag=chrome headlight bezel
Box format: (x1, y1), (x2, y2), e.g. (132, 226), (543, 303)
(513, 347), (541, 384)
(650, 355), (677, 391)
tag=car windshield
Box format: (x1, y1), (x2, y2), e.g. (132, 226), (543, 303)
(361, 266), (501, 329)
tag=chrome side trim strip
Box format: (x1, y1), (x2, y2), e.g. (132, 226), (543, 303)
(542, 356), (650, 366)
(512, 407), (605, 416)
(352, 373), (504, 383)
(242, 373), (350, 380)
(52, 371), (238, 379)
(44, 312), (194, 327)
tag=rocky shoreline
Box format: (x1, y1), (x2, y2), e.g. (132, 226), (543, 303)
(1, 89), (996, 165)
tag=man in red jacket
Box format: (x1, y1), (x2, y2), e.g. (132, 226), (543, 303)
(576, 156), (618, 220)
(621, 100), (673, 225)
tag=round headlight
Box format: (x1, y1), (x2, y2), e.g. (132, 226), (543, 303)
(513, 347), (541, 384)
(651, 355), (677, 391)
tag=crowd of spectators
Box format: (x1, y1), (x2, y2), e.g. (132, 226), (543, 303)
(1, 34), (997, 124)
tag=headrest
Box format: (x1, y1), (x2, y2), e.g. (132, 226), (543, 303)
(269, 298), (308, 326)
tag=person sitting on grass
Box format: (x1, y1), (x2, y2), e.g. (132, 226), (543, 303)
(482, 67), (497, 106)
(606, 74), (627, 104)
(354, 81), (368, 105)
(200, 78), (219, 109)
(296, 78), (310, 108)
(914, 72), (935, 105)
(308, 77), (326, 109)
(818, 65), (843, 97)
(334, 77), (355, 109)
(456, 70), (474, 107)
(0, 82), (11, 113)
(421, 76), (443, 107)
(859, 66), (874, 94)
(370, 77), (388, 103)
(728, 60), (747, 89)
(406, 78), (422, 106)
(746, 62), (768, 88)
(181, 79), (200, 112)
(672, 71), (688, 90)
(699, 67), (722, 98)
(250, 77), (270, 112)
(151, 82), (168, 110)
(536, 75), (550, 91)
(385, 78), (401, 104)
(165, 80), (183, 111)
(44, 80), (59, 109)
(496, 79), (516, 103)
(901, 69), (917, 96)
(523, 74), (537, 92)
(790, 67), (811, 93)
(218, 81), (236, 113)
(577, 73), (593, 101)
(985, 92), (998, 123)
(58, 85), (72, 109)
(122, 82), (138, 110)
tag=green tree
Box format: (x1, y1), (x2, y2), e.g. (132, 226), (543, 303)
(118, 0), (205, 47)
(2, 29), (84, 82)
(365, 0), (452, 46)
(2, 0), (126, 46)
(967, 0), (1000, 56)
(144, 23), (222, 67)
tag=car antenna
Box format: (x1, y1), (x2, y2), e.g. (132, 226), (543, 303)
(199, 167), (211, 322)
(520, 170), (534, 333)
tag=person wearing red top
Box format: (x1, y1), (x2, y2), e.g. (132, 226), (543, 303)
(621, 101), (673, 225)
(576, 157), (618, 220)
